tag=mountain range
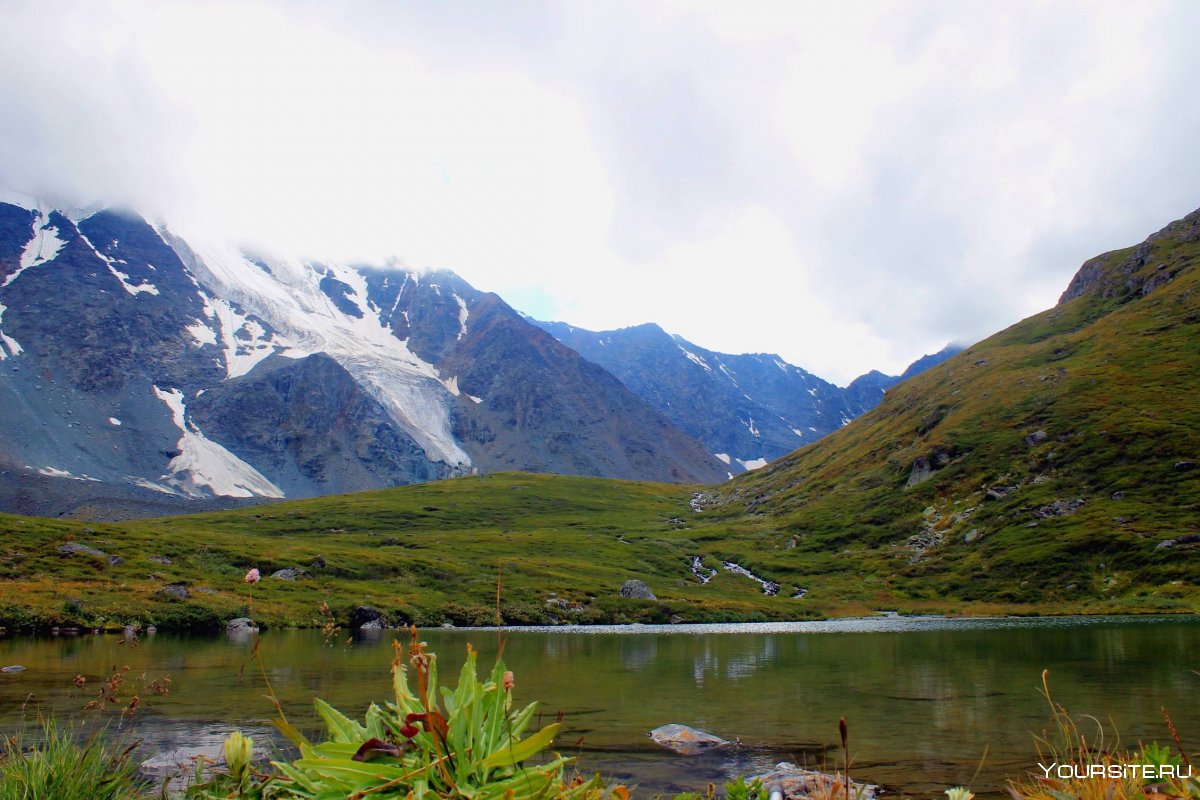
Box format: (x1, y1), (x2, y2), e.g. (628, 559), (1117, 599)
(0, 196), (732, 516)
(0, 190), (968, 518)
(534, 320), (959, 472)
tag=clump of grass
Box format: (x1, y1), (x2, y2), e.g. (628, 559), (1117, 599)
(1007, 670), (1198, 799)
(0, 718), (143, 800)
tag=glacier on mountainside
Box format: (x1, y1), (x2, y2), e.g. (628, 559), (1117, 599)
(166, 235), (472, 469)
(154, 386), (285, 498)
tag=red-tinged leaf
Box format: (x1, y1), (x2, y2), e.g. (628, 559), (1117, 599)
(406, 711), (450, 740)
(351, 737), (406, 762)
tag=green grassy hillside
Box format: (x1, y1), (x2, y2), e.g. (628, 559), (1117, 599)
(708, 207), (1200, 609)
(0, 473), (838, 630)
(1, 210), (1198, 630)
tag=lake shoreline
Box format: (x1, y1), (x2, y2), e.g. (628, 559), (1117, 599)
(2, 610), (1197, 640)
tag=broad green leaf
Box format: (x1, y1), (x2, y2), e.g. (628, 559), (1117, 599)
(292, 756), (411, 781)
(309, 741), (369, 759)
(394, 661), (420, 712)
(483, 661), (509, 752)
(271, 760), (322, 793)
(426, 653), (440, 708)
(480, 723), (560, 770)
(315, 697), (369, 743)
(365, 702), (387, 740)
(508, 701), (539, 740)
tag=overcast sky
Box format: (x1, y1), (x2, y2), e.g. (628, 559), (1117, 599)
(2, 1), (1199, 384)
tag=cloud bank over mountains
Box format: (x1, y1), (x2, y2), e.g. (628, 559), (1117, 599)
(2, 0), (1198, 383)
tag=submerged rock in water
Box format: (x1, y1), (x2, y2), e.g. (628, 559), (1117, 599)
(141, 743), (225, 777)
(226, 617), (259, 634)
(141, 739), (268, 794)
(649, 723), (730, 754)
(752, 762), (879, 800)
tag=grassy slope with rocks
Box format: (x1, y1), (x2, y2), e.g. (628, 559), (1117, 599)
(0, 473), (835, 631)
(1, 210), (1199, 630)
(707, 206), (1200, 611)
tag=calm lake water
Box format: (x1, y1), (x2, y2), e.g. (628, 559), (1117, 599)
(1, 616), (1197, 796)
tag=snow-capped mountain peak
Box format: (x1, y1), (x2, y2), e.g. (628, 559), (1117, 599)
(0, 199), (725, 516)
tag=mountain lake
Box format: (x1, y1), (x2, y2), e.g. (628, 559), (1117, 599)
(1, 615), (1197, 797)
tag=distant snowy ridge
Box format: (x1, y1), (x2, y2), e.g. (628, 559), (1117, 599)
(535, 319), (962, 474)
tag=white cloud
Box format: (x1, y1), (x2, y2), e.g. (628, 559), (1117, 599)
(134, 2), (615, 274)
(2, 0), (1198, 384)
(546, 206), (910, 382)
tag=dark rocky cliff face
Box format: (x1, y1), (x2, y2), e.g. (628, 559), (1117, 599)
(0, 207), (236, 513)
(1060, 208), (1200, 304)
(189, 353), (453, 497)
(2, 209), (221, 394)
(361, 271), (726, 482)
(442, 298), (726, 483)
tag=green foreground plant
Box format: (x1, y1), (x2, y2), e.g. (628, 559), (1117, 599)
(187, 630), (623, 800)
(0, 717), (143, 800)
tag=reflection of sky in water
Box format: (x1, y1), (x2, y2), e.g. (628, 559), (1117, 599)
(542, 635), (566, 659)
(693, 647), (715, 686)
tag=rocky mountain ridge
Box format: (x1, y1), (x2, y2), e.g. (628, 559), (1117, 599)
(0, 197), (725, 516)
(535, 318), (959, 472)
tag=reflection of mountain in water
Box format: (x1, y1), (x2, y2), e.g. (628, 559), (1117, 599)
(692, 637), (780, 685)
(619, 637), (658, 671)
